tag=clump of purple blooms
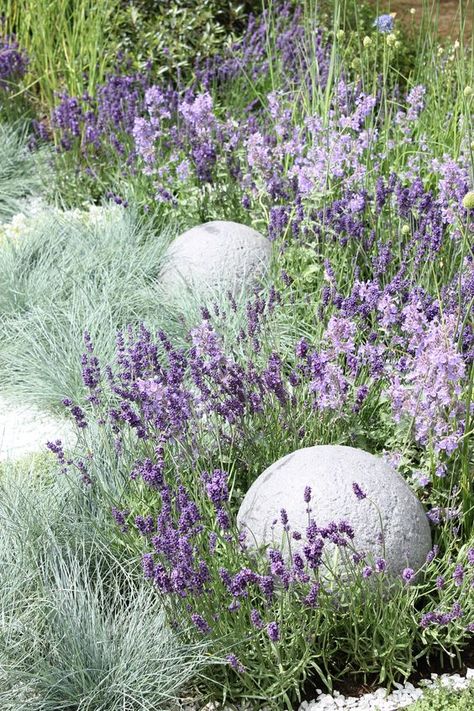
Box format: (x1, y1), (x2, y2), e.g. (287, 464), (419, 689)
(0, 35), (28, 90)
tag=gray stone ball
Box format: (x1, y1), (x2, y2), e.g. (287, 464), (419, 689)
(160, 220), (271, 300)
(237, 445), (431, 578)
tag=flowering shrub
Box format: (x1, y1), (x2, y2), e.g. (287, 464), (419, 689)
(48, 273), (473, 703)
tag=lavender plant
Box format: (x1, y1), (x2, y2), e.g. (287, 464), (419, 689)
(1, 0), (473, 707)
(49, 280), (473, 705)
(0, 34), (28, 92)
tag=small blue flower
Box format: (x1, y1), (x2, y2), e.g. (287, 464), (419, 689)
(373, 14), (395, 33)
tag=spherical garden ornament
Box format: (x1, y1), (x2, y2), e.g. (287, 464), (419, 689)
(160, 220), (271, 300)
(237, 445), (432, 579)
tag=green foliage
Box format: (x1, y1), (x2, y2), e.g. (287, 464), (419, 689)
(1, 0), (117, 112)
(0, 0), (473, 708)
(408, 681), (474, 710)
(113, 0), (256, 81)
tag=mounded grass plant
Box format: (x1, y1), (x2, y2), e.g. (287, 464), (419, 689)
(0, 456), (210, 711)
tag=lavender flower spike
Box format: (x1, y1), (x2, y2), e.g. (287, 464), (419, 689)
(352, 482), (367, 500)
(267, 621), (280, 642)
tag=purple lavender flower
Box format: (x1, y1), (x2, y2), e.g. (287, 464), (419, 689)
(267, 621), (280, 642)
(402, 568), (415, 584)
(352, 482), (367, 500)
(304, 486), (312, 503)
(250, 609), (264, 629)
(420, 602), (464, 628)
(304, 582), (320, 608)
(112, 507), (129, 533)
(258, 575), (274, 600)
(142, 553), (154, 579)
(375, 557), (387, 573)
(362, 565), (373, 579)
(0, 35), (28, 90)
(191, 613), (210, 634)
(226, 654), (245, 673)
(453, 564), (464, 586)
(202, 469), (229, 506)
(425, 545), (439, 564)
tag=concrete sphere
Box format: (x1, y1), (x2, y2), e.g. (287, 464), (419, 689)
(160, 221), (271, 299)
(237, 445), (431, 578)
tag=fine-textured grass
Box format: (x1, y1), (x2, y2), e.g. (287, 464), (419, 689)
(0, 202), (278, 411)
(0, 205), (175, 410)
(0, 455), (210, 711)
(0, 123), (49, 221)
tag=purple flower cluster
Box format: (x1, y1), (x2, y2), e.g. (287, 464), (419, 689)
(195, 3), (329, 92)
(420, 602), (464, 628)
(388, 311), (466, 454)
(0, 35), (28, 91)
(50, 63), (158, 153)
(134, 478), (363, 639)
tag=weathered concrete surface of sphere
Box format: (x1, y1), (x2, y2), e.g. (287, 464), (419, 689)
(237, 445), (431, 578)
(160, 221), (271, 299)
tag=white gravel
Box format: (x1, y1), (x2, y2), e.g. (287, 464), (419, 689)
(0, 394), (75, 461)
(300, 668), (474, 710)
(185, 668), (473, 710)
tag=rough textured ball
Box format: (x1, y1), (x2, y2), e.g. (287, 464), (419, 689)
(160, 220), (271, 299)
(237, 445), (431, 578)
(462, 191), (474, 210)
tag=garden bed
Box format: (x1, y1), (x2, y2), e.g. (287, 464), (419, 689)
(0, 1), (473, 709)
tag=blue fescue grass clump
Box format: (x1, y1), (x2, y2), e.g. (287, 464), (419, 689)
(0, 204), (202, 410)
(0, 455), (210, 710)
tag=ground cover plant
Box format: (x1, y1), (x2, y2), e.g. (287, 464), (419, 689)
(408, 679), (474, 710)
(0, 0), (473, 709)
